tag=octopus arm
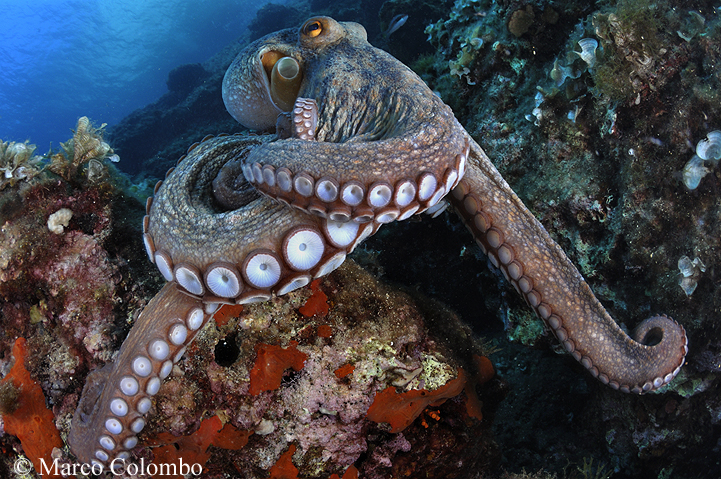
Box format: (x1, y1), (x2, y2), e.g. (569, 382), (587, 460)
(450, 136), (687, 394)
(241, 93), (468, 224)
(68, 283), (214, 467)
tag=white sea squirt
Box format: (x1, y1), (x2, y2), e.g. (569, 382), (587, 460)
(696, 130), (721, 164)
(678, 255), (706, 296)
(681, 155), (709, 190)
(575, 38), (598, 68)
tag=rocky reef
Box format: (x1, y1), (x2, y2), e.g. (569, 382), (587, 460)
(3, 1), (721, 478)
(137, 263), (501, 478)
(0, 117), (502, 477)
(411, 0), (721, 477)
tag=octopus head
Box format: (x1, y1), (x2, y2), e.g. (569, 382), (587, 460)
(222, 16), (367, 131)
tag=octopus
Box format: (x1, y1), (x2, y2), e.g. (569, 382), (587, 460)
(68, 16), (688, 469)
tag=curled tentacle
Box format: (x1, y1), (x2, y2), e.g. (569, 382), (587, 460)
(144, 134), (376, 304)
(450, 136), (687, 393)
(211, 149), (260, 210)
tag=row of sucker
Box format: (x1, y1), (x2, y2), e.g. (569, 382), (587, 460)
(291, 97), (318, 140)
(143, 134), (379, 304)
(450, 173), (687, 394)
(244, 123), (470, 224)
(67, 283), (215, 467)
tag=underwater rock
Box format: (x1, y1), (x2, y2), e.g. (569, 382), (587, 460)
(420, 1), (721, 477)
(140, 260), (501, 478)
(508, 6), (535, 38)
(5, 1), (721, 476)
(166, 63), (209, 96)
(107, 46), (247, 178)
(0, 118), (502, 477)
(248, 3), (307, 40)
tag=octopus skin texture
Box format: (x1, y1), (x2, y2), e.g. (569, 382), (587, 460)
(68, 16), (688, 469)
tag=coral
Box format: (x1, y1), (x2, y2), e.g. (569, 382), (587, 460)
(248, 341), (308, 396)
(0, 140), (42, 190)
(415, 2), (721, 476)
(48, 116), (113, 181)
(10, 3), (721, 476)
(0, 161), (140, 362)
(575, 457), (612, 479)
(133, 259), (499, 478)
(46, 207), (73, 234)
(0, 338), (63, 478)
(590, 0), (665, 102)
(0, 118), (163, 479)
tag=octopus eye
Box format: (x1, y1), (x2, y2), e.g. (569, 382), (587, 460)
(302, 19), (323, 38)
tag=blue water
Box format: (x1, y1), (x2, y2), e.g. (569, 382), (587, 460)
(0, 0), (279, 152)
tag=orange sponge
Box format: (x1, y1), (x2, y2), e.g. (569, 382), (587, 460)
(334, 364), (355, 379)
(473, 354), (495, 385)
(1, 338), (63, 478)
(268, 444), (299, 479)
(248, 341), (307, 396)
(299, 279), (329, 317)
(329, 464), (359, 479)
(366, 369), (468, 433)
(213, 304), (244, 328)
(151, 415), (251, 478)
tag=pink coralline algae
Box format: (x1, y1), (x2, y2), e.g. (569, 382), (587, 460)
(0, 121), (164, 477)
(0, 180), (121, 362)
(143, 260), (500, 478)
(36, 231), (118, 354)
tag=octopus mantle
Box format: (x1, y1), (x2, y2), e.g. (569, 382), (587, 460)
(68, 16), (687, 469)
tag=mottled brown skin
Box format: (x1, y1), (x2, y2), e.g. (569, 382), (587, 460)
(69, 134), (375, 468)
(223, 17), (468, 222)
(69, 15), (688, 470)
